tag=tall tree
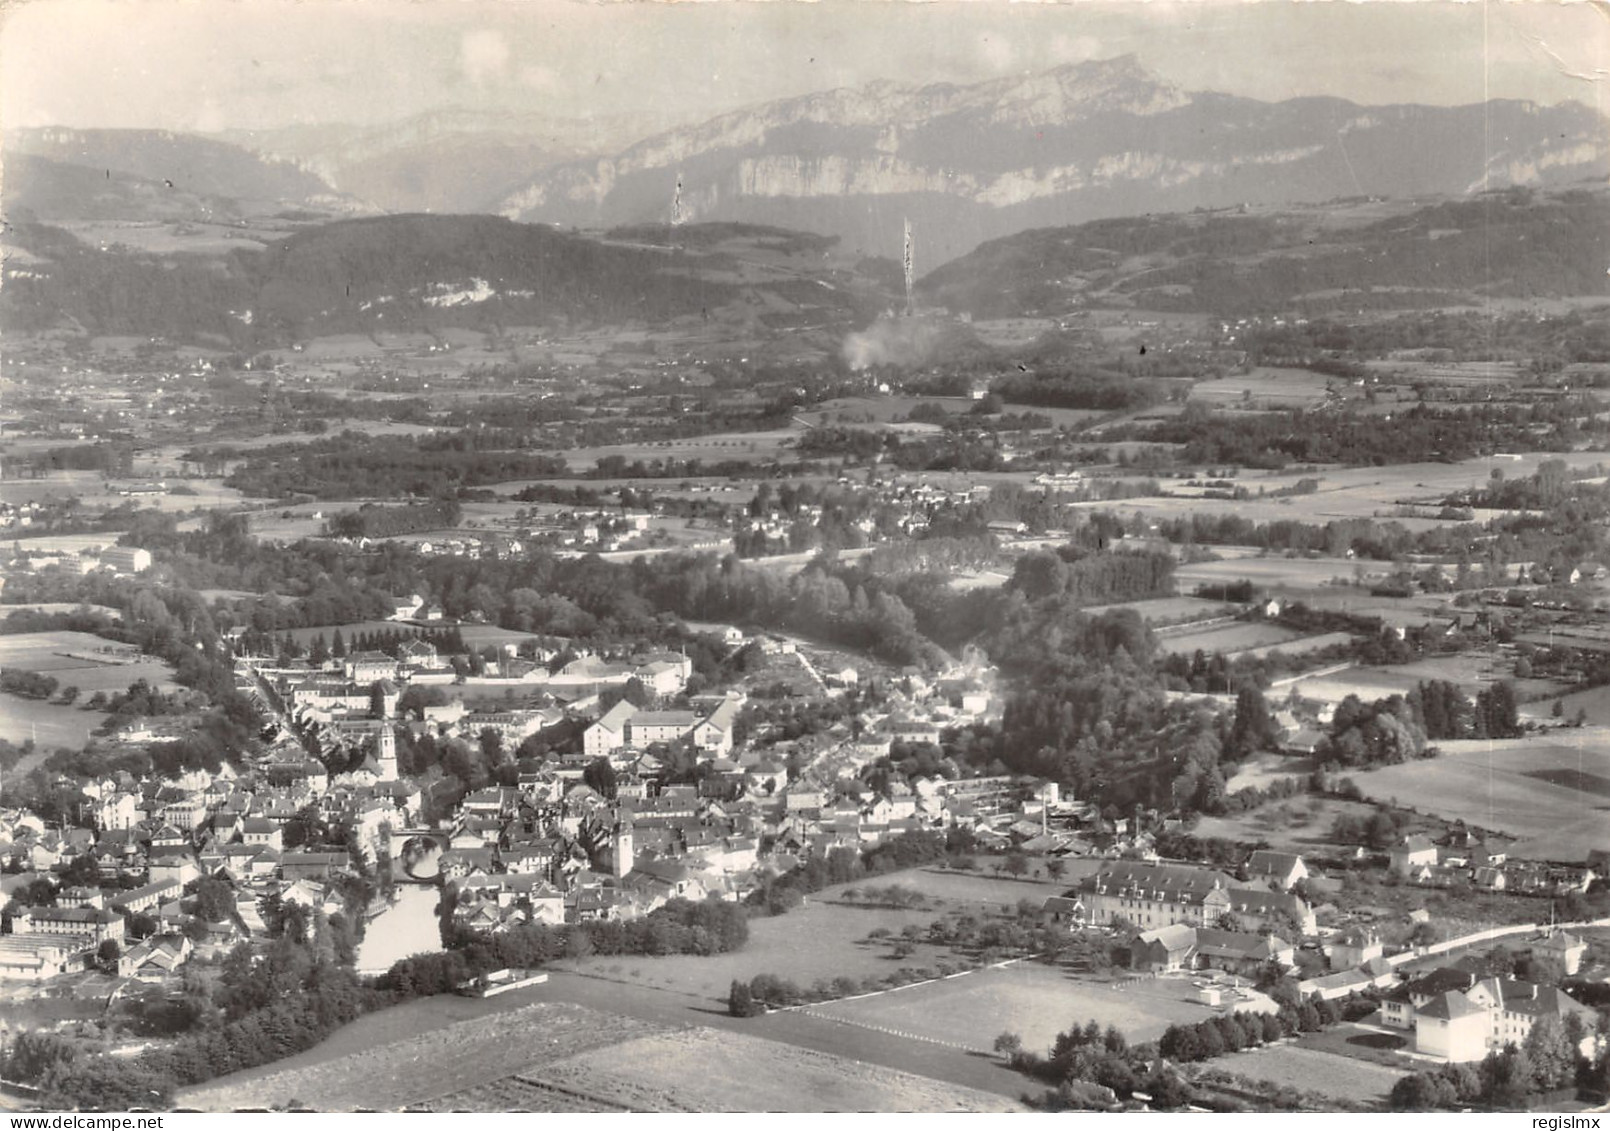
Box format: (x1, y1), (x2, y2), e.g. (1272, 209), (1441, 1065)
(1227, 685), (1279, 758)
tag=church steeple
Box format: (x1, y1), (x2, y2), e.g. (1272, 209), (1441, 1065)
(376, 725), (398, 781)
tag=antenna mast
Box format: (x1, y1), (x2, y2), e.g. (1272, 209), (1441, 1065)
(903, 218), (915, 317)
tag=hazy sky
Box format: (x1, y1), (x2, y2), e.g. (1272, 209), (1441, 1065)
(2, 0), (1606, 135)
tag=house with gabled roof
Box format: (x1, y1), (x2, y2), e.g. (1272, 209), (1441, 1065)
(1390, 835), (1439, 876)
(1245, 850), (1308, 890)
(1328, 925), (1383, 970)
(110, 879), (182, 917)
(1416, 990), (1489, 1062)
(119, 934), (192, 981)
(1130, 923), (1293, 975)
(1533, 929), (1587, 976)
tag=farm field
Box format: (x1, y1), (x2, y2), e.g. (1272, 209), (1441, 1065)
(968, 316), (1060, 347)
(844, 866), (1102, 907)
(556, 900), (949, 1002)
(1077, 452), (1610, 535)
(179, 1002), (665, 1112)
(0, 469), (253, 513)
(558, 869), (1091, 1003)
(1529, 684), (1610, 726)
(1281, 652), (1561, 706)
(1070, 494), (1449, 534)
(523, 1027), (1021, 1112)
(1289, 591), (1456, 629)
(1230, 631), (1355, 660)
(1362, 358), (1526, 386)
(1355, 732), (1610, 861)
(810, 962), (1219, 1052)
(0, 628), (178, 749)
(1187, 367), (1336, 408)
(1214, 1042), (1408, 1104)
(0, 630), (177, 693)
(561, 428), (800, 472)
(178, 968), (1031, 1110)
(1156, 622), (1303, 657)
(801, 394), (977, 425)
(0, 695), (107, 752)
(1222, 750), (1318, 793)
(455, 624), (554, 650)
(1082, 596), (1232, 624)
(0, 603), (122, 620)
(1175, 556), (1386, 590)
(243, 508), (333, 542)
(418, 1077), (617, 1113)
(2, 530), (125, 554)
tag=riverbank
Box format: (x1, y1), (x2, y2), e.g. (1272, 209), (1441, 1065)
(355, 883), (444, 975)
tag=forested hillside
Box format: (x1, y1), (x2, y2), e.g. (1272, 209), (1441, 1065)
(919, 188), (1610, 317)
(0, 214), (880, 345)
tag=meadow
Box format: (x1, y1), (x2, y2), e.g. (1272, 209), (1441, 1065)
(809, 961), (1218, 1052)
(1356, 731), (1610, 861)
(520, 1027), (1020, 1113)
(1218, 1041), (1408, 1103)
(1230, 631), (1356, 660)
(179, 1002), (663, 1112)
(0, 632), (177, 748)
(1174, 556), (1384, 590)
(1082, 595), (1232, 625)
(1281, 652), (1561, 706)
(1191, 797), (1384, 856)
(1186, 367), (1336, 408)
(556, 900), (949, 1002)
(1156, 622), (1304, 657)
(555, 869), (1091, 1005)
(561, 428), (801, 472)
(0, 632), (175, 689)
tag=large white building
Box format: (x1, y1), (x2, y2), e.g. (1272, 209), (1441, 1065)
(1076, 861), (1317, 935)
(1382, 967), (1597, 1063)
(583, 699), (739, 759)
(95, 546), (152, 574)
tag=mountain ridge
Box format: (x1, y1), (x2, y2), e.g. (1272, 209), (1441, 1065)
(5, 127), (357, 209)
(491, 56), (1610, 265)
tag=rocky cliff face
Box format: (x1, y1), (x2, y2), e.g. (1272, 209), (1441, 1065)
(493, 56), (1610, 265)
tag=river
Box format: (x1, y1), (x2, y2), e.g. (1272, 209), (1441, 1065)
(355, 883), (445, 975)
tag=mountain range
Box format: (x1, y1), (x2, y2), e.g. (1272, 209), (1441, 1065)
(5, 127), (361, 214)
(6, 57), (1605, 267)
(489, 56), (1610, 263)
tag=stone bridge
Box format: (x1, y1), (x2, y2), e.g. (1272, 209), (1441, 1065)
(387, 826), (452, 879)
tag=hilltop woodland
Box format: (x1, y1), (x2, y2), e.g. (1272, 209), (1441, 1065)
(918, 190), (1610, 319)
(0, 214), (748, 344)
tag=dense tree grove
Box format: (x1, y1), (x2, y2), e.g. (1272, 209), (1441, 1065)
(325, 498), (463, 539)
(1107, 400), (1597, 470)
(224, 431), (571, 500)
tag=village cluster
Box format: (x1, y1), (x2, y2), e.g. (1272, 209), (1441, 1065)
(1, 599), (1601, 1080)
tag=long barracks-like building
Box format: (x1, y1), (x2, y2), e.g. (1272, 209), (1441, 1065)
(1076, 861), (1317, 935)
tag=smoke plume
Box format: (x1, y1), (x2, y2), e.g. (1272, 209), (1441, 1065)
(842, 314), (953, 371)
